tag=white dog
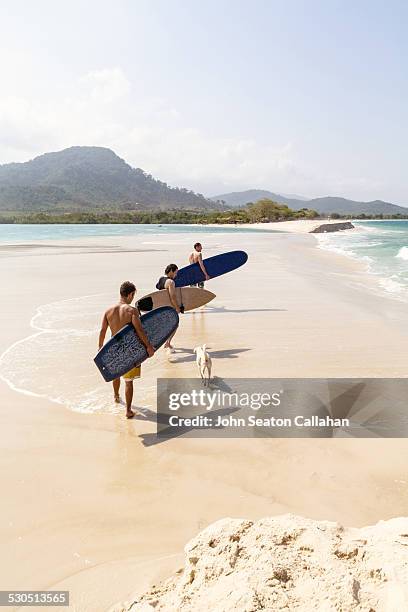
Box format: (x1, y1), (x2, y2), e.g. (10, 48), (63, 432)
(194, 344), (212, 385)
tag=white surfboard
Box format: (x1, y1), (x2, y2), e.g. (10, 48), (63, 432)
(137, 287), (215, 313)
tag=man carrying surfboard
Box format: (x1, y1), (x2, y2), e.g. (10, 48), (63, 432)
(156, 264), (182, 352)
(189, 242), (210, 288)
(98, 281), (155, 419)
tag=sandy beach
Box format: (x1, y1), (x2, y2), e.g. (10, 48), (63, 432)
(1, 223), (408, 611)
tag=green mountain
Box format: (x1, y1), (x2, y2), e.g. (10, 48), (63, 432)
(305, 196), (408, 216)
(212, 190), (408, 216)
(0, 146), (218, 212)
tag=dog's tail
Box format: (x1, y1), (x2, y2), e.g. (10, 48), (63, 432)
(202, 343), (207, 352)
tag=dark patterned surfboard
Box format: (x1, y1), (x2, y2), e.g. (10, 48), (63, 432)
(94, 306), (179, 382)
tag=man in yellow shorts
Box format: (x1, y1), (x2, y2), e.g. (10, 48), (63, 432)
(99, 281), (155, 418)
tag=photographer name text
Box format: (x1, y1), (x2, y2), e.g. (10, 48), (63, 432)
(167, 415), (349, 428)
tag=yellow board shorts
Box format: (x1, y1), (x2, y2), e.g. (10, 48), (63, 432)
(122, 365), (141, 381)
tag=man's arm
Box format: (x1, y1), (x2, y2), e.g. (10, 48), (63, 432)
(98, 313), (108, 349)
(197, 254), (210, 280)
(131, 310), (155, 357)
(166, 279), (181, 313)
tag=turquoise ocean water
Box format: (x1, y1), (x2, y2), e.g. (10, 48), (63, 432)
(317, 220), (408, 299)
(0, 223), (273, 243)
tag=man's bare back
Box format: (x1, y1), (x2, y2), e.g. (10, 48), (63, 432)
(100, 302), (153, 354)
(104, 303), (135, 336)
(189, 250), (200, 264)
(188, 242), (209, 283)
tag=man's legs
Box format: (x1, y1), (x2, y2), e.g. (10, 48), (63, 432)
(125, 381), (134, 418)
(113, 378), (120, 402)
(164, 329), (177, 350)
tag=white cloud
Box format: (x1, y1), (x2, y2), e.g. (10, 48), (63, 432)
(0, 67), (380, 198)
(77, 68), (131, 104)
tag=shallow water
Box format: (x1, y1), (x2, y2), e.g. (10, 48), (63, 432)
(317, 220), (408, 300)
(0, 223), (275, 243)
(0, 294), (161, 414)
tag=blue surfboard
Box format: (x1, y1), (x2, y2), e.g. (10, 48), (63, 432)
(174, 250), (248, 287)
(94, 306), (179, 382)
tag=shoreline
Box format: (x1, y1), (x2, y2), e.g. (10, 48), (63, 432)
(0, 218), (351, 245)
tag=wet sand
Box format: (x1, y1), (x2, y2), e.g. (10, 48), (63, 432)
(1, 227), (408, 610)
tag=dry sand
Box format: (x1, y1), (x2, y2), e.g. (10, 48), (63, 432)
(203, 218), (353, 233)
(115, 514), (408, 611)
(1, 223), (408, 611)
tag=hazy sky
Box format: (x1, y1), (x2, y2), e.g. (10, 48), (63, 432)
(0, 0), (407, 201)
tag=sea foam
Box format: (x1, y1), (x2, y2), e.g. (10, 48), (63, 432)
(396, 246), (408, 260)
(0, 294), (157, 414)
(316, 221), (408, 302)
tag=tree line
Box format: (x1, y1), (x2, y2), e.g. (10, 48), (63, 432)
(329, 212), (408, 220)
(0, 199), (319, 224)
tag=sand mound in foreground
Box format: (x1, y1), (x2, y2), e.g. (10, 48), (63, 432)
(111, 514), (408, 611)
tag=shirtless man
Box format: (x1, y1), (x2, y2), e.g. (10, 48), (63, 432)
(99, 281), (155, 418)
(189, 242), (210, 288)
(156, 264), (182, 352)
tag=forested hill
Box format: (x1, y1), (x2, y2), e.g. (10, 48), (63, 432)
(0, 147), (218, 212)
(213, 189), (408, 216)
